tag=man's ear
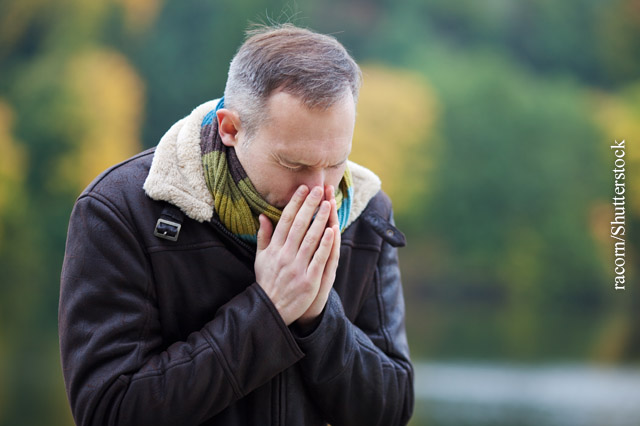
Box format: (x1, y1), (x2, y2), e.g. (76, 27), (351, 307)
(216, 109), (241, 147)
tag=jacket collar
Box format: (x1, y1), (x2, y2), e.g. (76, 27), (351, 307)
(143, 99), (381, 227)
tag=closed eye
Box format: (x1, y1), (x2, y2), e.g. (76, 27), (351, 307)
(280, 161), (345, 172)
(281, 164), (302, 172)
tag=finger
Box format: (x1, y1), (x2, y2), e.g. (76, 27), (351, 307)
(313, 225), (341, 308)
(284, 186), (325, 251)
(297, 200), (331, 263)
(313, 225), (341, 310)
(256, 214), (273, 252)
(323, 185), (334, 225)
(328, 196), (338, 229)
(270, 185), (308, 247)
(322, 224), (341, 283)
(307, 227), (334, 279)
(324, 184), (334, 203)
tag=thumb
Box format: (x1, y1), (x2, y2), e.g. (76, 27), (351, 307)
(257, 214), (273, 252)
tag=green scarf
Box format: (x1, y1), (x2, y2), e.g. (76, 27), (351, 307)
(200, 98), (353, 244)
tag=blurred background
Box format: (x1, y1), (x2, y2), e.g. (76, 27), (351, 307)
(0, 0), (639, 425)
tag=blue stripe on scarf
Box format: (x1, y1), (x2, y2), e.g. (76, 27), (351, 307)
(337, 186), (353, 232)
(238, 234), (258, 244)
(202, 98), (226, 126)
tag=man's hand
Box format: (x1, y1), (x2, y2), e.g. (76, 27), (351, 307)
(297, 185), (341, 326)
(255, 185), (341, 326)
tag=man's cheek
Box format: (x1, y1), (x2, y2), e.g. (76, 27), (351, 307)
(277, 187), (300, 210)
(331, 169), (346, 192)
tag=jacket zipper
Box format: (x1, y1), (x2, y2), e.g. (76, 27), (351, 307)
(209, 215), (256, 257)
(275, 373), (282, 425)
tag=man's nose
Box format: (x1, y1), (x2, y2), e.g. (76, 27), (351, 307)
(302, 169), (325, 196)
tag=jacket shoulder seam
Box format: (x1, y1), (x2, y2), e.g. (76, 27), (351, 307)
(83, 148), (155, 194)
(77, 192), (143, 246)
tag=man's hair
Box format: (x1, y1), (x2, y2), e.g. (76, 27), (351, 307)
(223, 23), (362, 140)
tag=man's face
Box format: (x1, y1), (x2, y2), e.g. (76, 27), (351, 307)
(224, 91), (355, 209)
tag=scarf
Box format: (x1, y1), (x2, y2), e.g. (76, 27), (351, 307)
(200, 98), (353, 244)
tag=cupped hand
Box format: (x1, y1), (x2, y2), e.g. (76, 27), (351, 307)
(255, 185), (340, 326)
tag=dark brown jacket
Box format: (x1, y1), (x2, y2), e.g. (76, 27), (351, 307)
(59, 100), (413, 426)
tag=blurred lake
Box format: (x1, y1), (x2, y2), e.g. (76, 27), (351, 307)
(410, 361), (640, 426)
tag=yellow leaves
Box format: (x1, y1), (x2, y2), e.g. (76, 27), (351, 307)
(591, 84), (640, 214)
(55, 49), (144, 191)
(351, 64), (439, 214)
(62, 0), (163, 34)
(114, 0), (162, 33)
(0, 100), (28, 213)
(0, 100), (28, 249)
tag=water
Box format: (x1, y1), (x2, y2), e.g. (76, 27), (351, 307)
(411, 361), (640, 426)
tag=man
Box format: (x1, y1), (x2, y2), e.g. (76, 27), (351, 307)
(59, 24), (413, 426)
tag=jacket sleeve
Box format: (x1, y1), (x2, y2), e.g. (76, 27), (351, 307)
(292, 213), (414, 426)
(59, 194), (304, 426)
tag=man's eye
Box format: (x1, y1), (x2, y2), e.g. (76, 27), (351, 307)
(282, 164), (301, 171)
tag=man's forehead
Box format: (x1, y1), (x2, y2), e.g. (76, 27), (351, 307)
(257, 90), (355, 165)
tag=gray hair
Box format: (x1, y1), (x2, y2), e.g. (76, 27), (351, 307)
(223, 24), (362, 140)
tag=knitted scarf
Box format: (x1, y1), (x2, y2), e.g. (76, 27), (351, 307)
(200, 98), (353, 244)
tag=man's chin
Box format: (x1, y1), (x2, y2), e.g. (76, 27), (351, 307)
(264, 196), (287, 210)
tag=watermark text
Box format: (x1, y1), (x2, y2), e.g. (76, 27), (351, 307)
(610, 139), (626, 290)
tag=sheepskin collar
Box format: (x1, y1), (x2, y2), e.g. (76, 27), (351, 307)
(143, 99), (381, 228)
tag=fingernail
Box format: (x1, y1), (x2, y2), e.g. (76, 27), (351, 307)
(298, 185), (308, 195)
(312, 187), (323, 197)
(320, 201), (330, 213)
